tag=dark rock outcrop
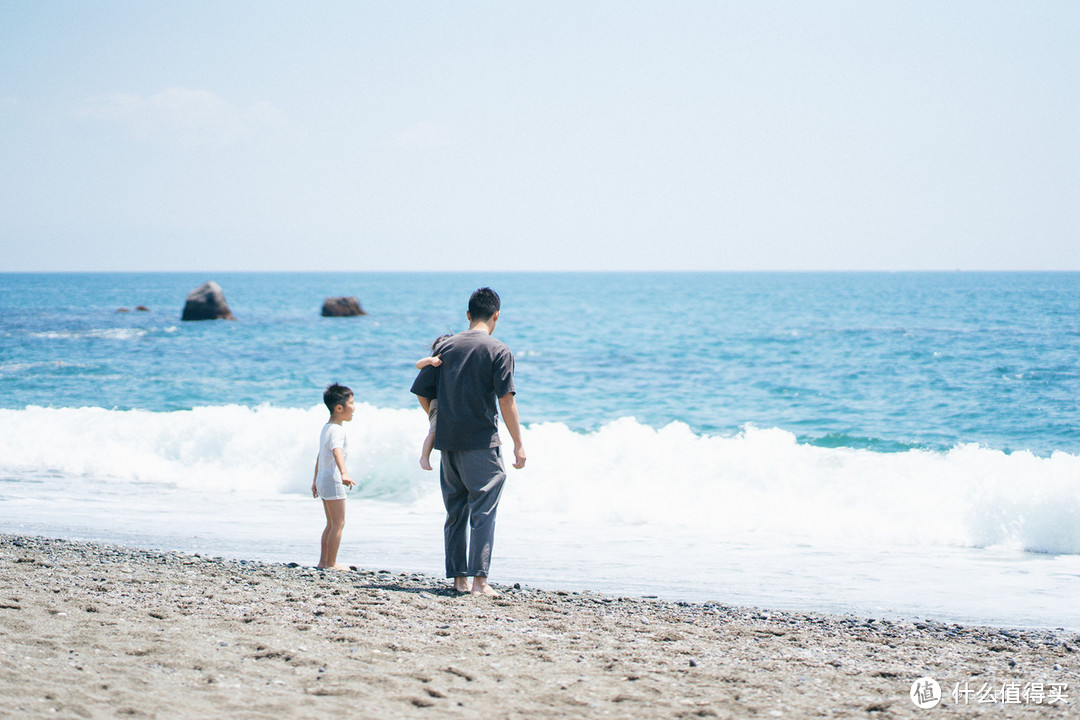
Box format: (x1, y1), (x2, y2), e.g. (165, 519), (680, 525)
(321, 296), (367, 317)
(181, 281), (236, 321)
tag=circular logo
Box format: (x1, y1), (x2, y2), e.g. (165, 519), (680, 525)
(910, 677), (942, 709)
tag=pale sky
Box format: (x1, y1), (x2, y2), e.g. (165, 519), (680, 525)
(1, 1), (1076, 272)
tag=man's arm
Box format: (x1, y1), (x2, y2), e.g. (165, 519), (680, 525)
(498, 392), (526, 469)
(411, 365), (437, 413)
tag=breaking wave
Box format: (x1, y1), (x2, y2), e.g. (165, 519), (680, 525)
(2, 405), (1078, 554)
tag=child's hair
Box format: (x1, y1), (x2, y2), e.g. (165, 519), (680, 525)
(323, 383), (353, 412)
(431, 333), (454, 354)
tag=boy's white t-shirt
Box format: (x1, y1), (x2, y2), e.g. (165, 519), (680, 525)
(317, 422), (348, 486)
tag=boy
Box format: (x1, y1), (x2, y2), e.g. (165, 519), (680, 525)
(311, 383), (356, 569)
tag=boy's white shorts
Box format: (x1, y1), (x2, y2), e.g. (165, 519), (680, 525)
(316, 477), (347, 501)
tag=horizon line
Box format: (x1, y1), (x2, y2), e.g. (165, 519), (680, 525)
(3, 268), (1080, 275)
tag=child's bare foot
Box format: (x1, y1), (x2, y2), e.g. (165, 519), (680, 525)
(420, 457), (433, 471)
(471, 578), (499, 597)
(453, 577), (470, 594)
(317, 564), (349, 571)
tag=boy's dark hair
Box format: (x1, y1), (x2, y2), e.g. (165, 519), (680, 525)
(431, 333), (454, 354)
(468, 287), (501, 321)
(323, 383), (353, 412)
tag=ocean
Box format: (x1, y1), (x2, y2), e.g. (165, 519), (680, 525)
(2, 271), (1079, 629)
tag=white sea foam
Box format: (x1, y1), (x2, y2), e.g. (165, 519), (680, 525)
(1, 405), (1079, 555)
(30, 328), (151, 341)
(0, 403), (430, 500)
(0, 360), (91, 376)
(514, 420), (1080, 554)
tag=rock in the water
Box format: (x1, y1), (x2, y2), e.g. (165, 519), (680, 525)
(181, 281), (236, 321)
(135, 305), (150, 312)
(321, 296), (367, 317)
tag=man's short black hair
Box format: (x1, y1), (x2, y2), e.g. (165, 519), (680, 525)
(468, 287), (501, 321)
(323, 383), (352, 412)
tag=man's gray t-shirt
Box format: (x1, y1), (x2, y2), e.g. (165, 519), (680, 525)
(410, 329), (515, 452)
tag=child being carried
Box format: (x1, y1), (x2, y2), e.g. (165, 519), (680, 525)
(415, 333), (453, 471)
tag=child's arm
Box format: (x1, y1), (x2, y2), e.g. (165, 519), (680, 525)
(415, 355), (443, 370)
(311, 458), (319, 498)
(333, 448), (355, 489)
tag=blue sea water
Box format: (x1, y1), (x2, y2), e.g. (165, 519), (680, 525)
(2, 272), (1080, 628)
(3, 271), (1079, 453)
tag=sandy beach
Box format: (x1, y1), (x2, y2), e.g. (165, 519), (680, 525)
(1, 534), (1076, 719)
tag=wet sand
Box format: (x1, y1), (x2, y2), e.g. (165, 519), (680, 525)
(1, 534), (1076, 718)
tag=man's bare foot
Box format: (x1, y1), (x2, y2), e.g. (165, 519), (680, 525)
(453, 577), (470, 594)
(420, 457), (433, 471)
(471, 579), (499, 597)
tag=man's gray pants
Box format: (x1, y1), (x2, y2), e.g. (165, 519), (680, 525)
(440, 447), (506, 578)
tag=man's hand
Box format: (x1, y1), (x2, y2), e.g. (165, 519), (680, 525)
(498, 392), (526, 470)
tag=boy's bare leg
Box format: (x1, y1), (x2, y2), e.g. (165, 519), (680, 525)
(471, 577), (499, 597)
(317, 498), (349, 570)
(419, 433), (436, 471)
(317, 499), (332, 568)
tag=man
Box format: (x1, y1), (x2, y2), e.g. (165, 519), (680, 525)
(411, 287), (526, 597)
